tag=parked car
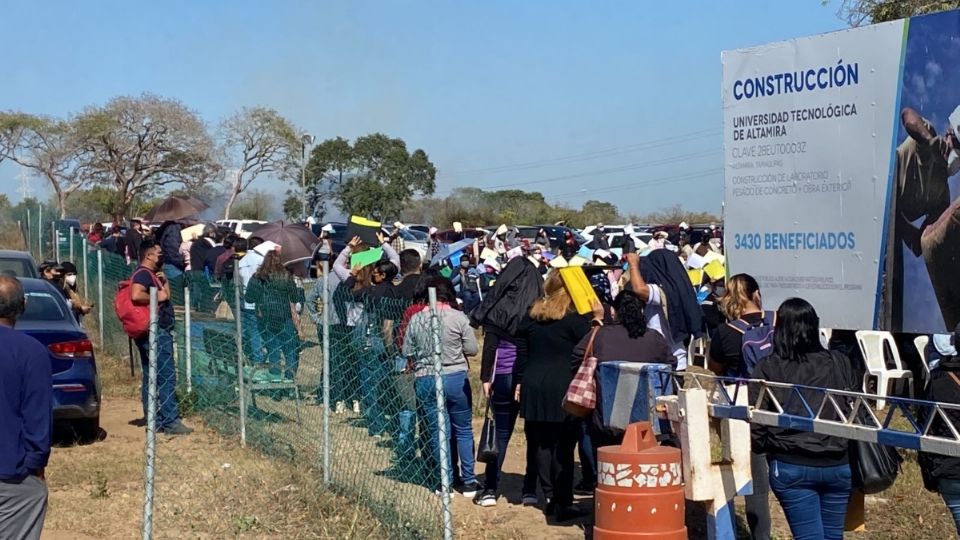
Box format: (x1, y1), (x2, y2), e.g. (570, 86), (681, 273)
(0, 249), (40, 278)
(581, 225), (649, 251)
(435, 228), (488, 244)
(216, 219), (267, 239)
(17, 278), (101, 441)
(394, 228), (429, 260)
(514, 225), (587, 249)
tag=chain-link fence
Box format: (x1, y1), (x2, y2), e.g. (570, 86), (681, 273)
(35, 221), (455, 539)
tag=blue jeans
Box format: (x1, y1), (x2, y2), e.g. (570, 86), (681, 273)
(136, 328), (180, 429)
(578, 420), (597, 486)
(415, 371), (476, 487)
(240, 309), (264, 364)
(359, 337), (388, 436)
(483, 374), (519, 492)
(939, 478), (960, 535)
(262, 319), (300, 379)
(768, 459), (851, 540)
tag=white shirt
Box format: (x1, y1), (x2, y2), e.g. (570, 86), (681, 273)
(237, 250), (265, 310)
(645, 284), (688, 370)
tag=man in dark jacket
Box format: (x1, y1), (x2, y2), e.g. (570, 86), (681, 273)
(125, 218), (144, 263)
(189, 224), (217, 276)
(0, 275), (52, 539)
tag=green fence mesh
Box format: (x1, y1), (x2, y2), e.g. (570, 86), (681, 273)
(43, 222), (451, 539)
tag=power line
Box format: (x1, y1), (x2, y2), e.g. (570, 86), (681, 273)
(435, 148), (721, 195)
(438, 128), (721, 178)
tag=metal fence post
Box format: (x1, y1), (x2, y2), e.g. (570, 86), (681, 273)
(184, 286), (192, 394)
(25, 209), (31, 255)
(142, 286), (158, 540)
(82, 239), (89, 298)
(69, 227), (75, 264)
(428, 287), (454, 540)
(234, 280), (247, 447)
(37, 205), (42, 259)
(97, 249), (104, 346)
(322, 261), (331, 486)
(51, 221), (56, 262)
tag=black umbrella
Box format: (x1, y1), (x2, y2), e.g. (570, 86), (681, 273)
(252, 221), (319, 266)
(144, 195), (209, 223)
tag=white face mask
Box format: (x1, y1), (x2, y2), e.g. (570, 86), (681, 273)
(65, 275), (77, 287)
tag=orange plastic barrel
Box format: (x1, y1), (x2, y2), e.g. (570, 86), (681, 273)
(593, 422), (686, 539)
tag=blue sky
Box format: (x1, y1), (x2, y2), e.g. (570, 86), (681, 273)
(0, 0), (845, 217)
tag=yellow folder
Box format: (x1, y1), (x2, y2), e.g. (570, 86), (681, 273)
(559, 267), (599, 315)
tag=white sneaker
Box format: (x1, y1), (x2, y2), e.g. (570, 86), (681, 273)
(474, 489), (497, 507)
(335, 401), (345, 414)
(352, 401), (360, 414)
(461, 481), (481, 499)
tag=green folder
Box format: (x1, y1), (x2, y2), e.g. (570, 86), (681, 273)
(350, 247), (383, 269)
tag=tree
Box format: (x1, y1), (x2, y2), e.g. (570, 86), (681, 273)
(282, 193), (301, 221)
(220, 107), (299, 219)
(73, 94), (220, 220)
(574, 200), (621, 228)
(835, 0), (960, 26)
(0, 112), (88, 218)
(231, 190), (275, 220)
(304, 133), (437, 219)
(302, 137), (352, 219)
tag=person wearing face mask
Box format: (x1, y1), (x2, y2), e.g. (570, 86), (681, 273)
(38, 261), (67, 301)
(59, 262), (92, 321)
(128, 238), (192, 435)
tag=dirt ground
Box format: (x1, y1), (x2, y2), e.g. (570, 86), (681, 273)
(37, 364), (385, 540)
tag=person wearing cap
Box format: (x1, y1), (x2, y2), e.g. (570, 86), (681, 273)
(59, 262), (92, 321)
(591, 223), (610, 251)
(38, 261), (67, 300)
(428, 227), (441, 260)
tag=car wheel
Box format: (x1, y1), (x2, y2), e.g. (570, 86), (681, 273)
(75, 417), (101, 443)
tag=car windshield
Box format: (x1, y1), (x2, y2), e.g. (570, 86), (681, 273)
(21, 291), (67, 321)
(240, 222), (262, 232)
(0, 258), (37, 278)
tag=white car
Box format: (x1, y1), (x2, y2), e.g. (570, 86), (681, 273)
(581, 225), (651, 252)
(216, 219), (267, 239)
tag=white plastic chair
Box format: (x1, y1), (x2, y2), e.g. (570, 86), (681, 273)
(856, 330), (914, 410)
(687, 336), (710, 369)
(819, 328), (833, 349)
(914, 335), (932, 391)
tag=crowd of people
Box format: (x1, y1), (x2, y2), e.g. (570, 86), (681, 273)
(9, 215), (960, 539)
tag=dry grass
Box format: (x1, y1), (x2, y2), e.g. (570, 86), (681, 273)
(43, 355), (387, 540)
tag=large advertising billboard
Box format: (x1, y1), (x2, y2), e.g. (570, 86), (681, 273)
(723, 11), (960, 334)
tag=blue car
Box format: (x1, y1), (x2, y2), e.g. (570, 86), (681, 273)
(16, 278), (101, 440)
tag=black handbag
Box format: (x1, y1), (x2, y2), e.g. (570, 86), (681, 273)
(850, 439), (902, 494)
(476, 401), (499, 464)
(476, 350), (500, 464)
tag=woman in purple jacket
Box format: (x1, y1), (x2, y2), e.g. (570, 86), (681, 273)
(474, 324), (527, 507)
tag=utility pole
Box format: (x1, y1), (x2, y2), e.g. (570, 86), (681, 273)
(300, 133), (315, 220)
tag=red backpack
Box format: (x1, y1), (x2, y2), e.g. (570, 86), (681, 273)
(115, 267), (161, 340)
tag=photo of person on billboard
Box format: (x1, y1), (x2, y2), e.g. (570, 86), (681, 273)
(890, 13), (960, 333)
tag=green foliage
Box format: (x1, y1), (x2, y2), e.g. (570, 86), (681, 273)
(836, 0), (960, 25)
(0, 194), (10, 213)
(73, 94), (220, 220)
(282, 192), (301, 221)
(220, 107), (300, 219)
(577, 200), (620, 226)
(304, 134), (436, 219)
(231, 190), (275, 220)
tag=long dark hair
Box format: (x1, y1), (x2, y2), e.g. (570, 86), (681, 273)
(613, 289), (648, 338)
(773, 297), (824, 363)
